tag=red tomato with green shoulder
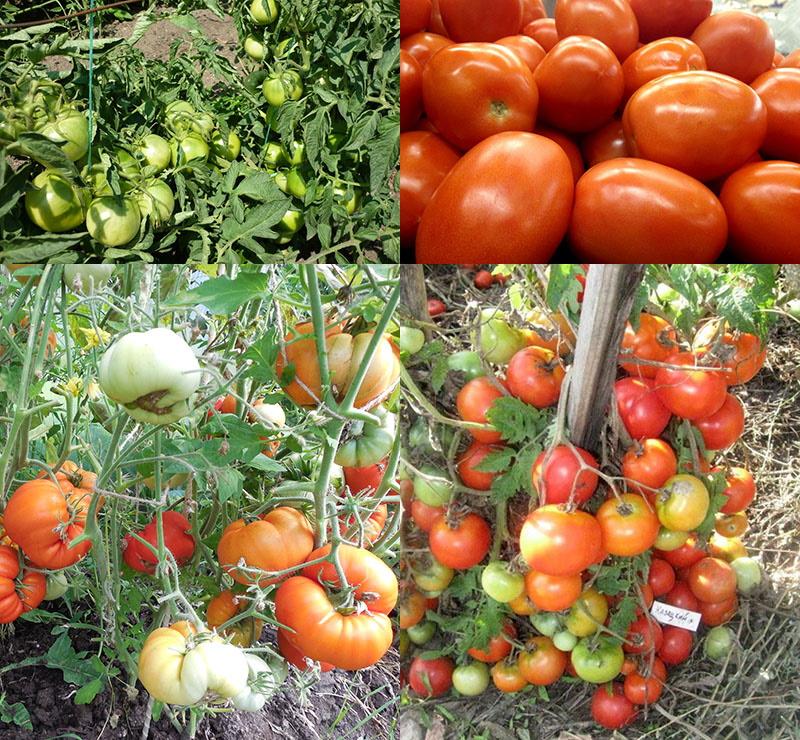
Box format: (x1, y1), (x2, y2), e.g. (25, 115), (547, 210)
(591, 683), (637, 729)
(554, 0), (639, 61)
(401, 0), (432, 39)
(400, 51), (423, 131)
(438, 0), (524, 43)
(409, 655), (454, 697)
(531, 445), (598, 506)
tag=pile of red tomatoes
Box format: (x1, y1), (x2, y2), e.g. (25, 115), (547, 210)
(401, 0), (800, 263)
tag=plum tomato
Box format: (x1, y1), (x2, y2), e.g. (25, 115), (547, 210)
(554, 0), (639, 61)
(438, 0), (524, 43)
(621, 37), (706, 102)
(400, 50), (423, 131)
(628, 0), (711, 43)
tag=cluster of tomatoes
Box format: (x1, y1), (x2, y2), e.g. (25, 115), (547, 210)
(400, 0), (800, 263)
(401, 297), (766, 729)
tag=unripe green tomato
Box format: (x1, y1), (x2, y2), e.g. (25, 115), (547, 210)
(64, 264), (114, 294)
(473, 308), (527, 364)
(413, 465), (452, 507)
(530, 612), (561, 637)
(163, 100), (195, 135)
(115, 148), (141, 179)
(170, 134), (209, 171)
(38, 109), (89, 161)
(191, 112), (216, 141)
(272, 170), (289, 193)
(138, 134), (171, 173)
(85, 195), (141, 247)
(407, 621), (437, 646)
(263, 142), (285, 168)
(244, 35), (267, 61)
(333, 184), (360, 215)
(447, 350), (486, 380)
(25, 170), (87, 232)
(250, 0), (278, 24)
(282, 141), (305, 166)
(704, 626), (734, 661)
(481, 561), (524, 603)
(731, 556), (761, 594)
(654, 527), (689, 551)
(327, 131), (346, 151)
(286, 168), (307, 198)
(211, 129), (241, 161)
(43, 572), (69, 601)
(452, 662), (490, 696)
(262, 71), (303, 106)
(277, 208), (304, 237)
(400, 327), (425, 356)
(135, 179), (175, 228)
(552, 630), (578, 652)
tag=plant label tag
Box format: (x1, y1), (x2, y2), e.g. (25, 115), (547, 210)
(650, 601), (702, 631)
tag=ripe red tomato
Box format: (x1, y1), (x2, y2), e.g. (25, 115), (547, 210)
(691, 10), (774, 83)
(534, 36), (624, 133)
(400, 50), (423, 131)
(401, 0), (432, 39)
(535, 127), (585, 184)
(694, 393), (744, 451)
(429, 0), (448, 35)
(491, 660), (528, 692)
(571, 158), (727, 262)
(658, 626), (693, 665)
(621, 37), (707, 102)
(531, 445), (599, 506)
(687, 557), (737, 603)
(400, 132), (460, 248)
(692, 322), (767, 385)
(665, 581), (699, 612)
(410, 498), (445, 531)
(698, 593), (738, 626)
(622, 439), (678, 496)
(554, 0), (639, 61)
(496, 35), (547, 73)
(623, 657), (667, 705)
(123, 511), (195, 574)
(401, 32), (454, 68)
(751, 68), (800, 162)
(456, 376), (505, 443)
(648, 557), (676, 597)
(525, 570), (582, 611)
(624, 615), (664, 655)
(591, 683), (638, 730)
(468, 621), (516, 662)
(429, 512), (492, 569)
(415, 132), (574, 263)
(581, 118), (628, 167)
(597, 493), (660, 556)
(409, 655), (454, 697)
(720, 161), (800, 262)
(627, 0), (711, 43)
(520, 505), (603, 576)
(522, 18), (558, 51)
(506, 345), (565, 408)
(615, 377), (672, 440)
(457, 441), (502, 490)
(719, 467), (755, 514)
(621, 313), (678, 379)
(427, 297), (447, 316)
(518, 636), (568, 685)
(520, 0), (546, 25)
(654, 352), (727, 421)
(623, 71), (767, 182)
(423, 43), (537, 151)
(438, 0), (524, 43)
(473, 270), (494, 289)
(657, 535), (706, 569)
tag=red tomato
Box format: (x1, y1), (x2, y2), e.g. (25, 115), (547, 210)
(496, 35), (547, 73)
(624, 615), (664, 655)
(622, 439), (677, 496)
(401, 32), (454, 68)
(525, 570), (582, 611)
(620, 313), (678, 379)
(665, 581), (700, 612)
(654, 352), (727, 421)
(468, 621), (516, 662)
(624, 657), (667, 705)
(415, 132), (574, 263)
(627, 0), (711, 43)
(694, 394), (744, 451)
(554, 0), (639, 61)
(520, 0), (546, 25)
(457, 441), (502, 490)
(427, 297), (447, 316)
(506, 345), (565, 408)
(423, 43), (537, 151)
(623, 71), (767, 182)
(581, 118), (628, 167)
(535, 127), (585, 184)
(691, 11), (774, 83)
(698, 594), (738, 626)
(456, 376), (505, 443)
(751, 69), (800, 163)
(591, 683), (638, 730)
(520, 505), (603, 576)
(720, 161), (800, 262)
(780, 49), (800, 68)
(532, 445), (599, 506)
(658, 626), (693, 665)
(534, 36), (624, 133)
(410, 498), (444, 531)
(522, 18), (558, 51)
(615, 377), (672, 440)
(687, 557), (737, 603)
(648, 557), (676, 597)
(692, 322), (767, 385)
(597, 493), (660, 556)
(657, 535), (706, 569)
(570, 158), (727, 262)
(400, 131), (460, 247)
(429, 0), (448, 35)
(621, 37), (706, 102)
(438, 0), (524, 43)
(473, 270), (494, 289)
(429, 512), (492, 569)
(401, 0), (432, 39)
(719, 467), (756, 514)
(400, 50), (423, 131)
(409, 655), (454, 697)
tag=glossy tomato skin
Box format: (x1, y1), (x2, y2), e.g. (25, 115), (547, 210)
(415, 132), (574, 263)
(591, 683), (638, 729)
(532, 445), (599, 506)
(401, 0), (432, 38)
(401, 32), (454, 68)
(456, 376), (505, 443)
(620, 313), (678, 379)
(521, 0), (546, 25)
(694, 393), (744, 451)
(624, 615), (663, 655)
(534, 36), (624, 133)
(468, 621), (516, 662)
(596, 493), (660, 556)
(535, 127), (585, 184)
(720, 161), (800, 262)
(518, 636), (568, 685)
(750, 69), (800, 163)
(648, 557), (676, 597)
(692, 322), (766, 385)
(698, 594), (738, 626)
(569, 158), (727, 263)
(409, 655), (454, 697)
(520, 505), (603, 576)
(615, 377), (672, 440)
(654, 352), (727, 420)
(687, 557), (737, 604)
(496, 35), (547, 73)
(439, 0), (523, 43)
(621, 37), (706, 102)
(623, 71), (767, 182)
(423, 43), (538, 151)
(525, 570), (582, 611)
(628, 0), (711, 43)
(506, 345), (565, 408)
(658, 626), (693, 665)
(429, 512), (491, 569)
(624, 658), (666, 705)
(719, 467), (756, 514)
(691, 11), (774, 84)
(523, 18), (558, 51)
(400, 131), (460, 247)
(554, 0), (639, 61)
(657, 535), (706, 569)
(400, 50), (423, 131)
(622, 439), (677, 496)
(581, 118), (628, 167)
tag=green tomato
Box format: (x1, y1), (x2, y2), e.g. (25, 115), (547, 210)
(163, 100), (196, 135)
(407, 621), (437, 646)
(282, 141), (306, 166)
(25, 170), (87, 232)
(211, 129), (241, 163)
(273, 170), (289, 193)
(138, 134), (171, 173)
(731, 556), (761, 594)
(190, 112), (216, 141)
(63, 264), (114, 294)
(43, 572), (69, 601)
(85, 195), (141, 247)
(244, 35), (268, 61)
(286, 168), (307, 198)
(570, 636), (624, 684)
(276, 208), (303, 244)
(115, 148), (141, 179)
(552, 630), (578, 652)
(262, 71), (303, 106)
(135, 179), (175, 228)
(481, 561), (524, 603)
(654, 527), (689, 551)
(452, 662), (490, 696)
(263, 142), (285, 168)
(447, 350), (486, 380)
(399, 630), (411, 657)
(473, 308), (528, 364)
(250, 0), (278, 24)
(334, 407), (396, 468)
(98, 327), (201, 425)
(327, 131), (346, 151)
(333, 183), (360, 215)
(530, 612), (561, 637)
(704, 626), (734, 661)
(170, 134), (209, 171)
(38, 109), (89, 161)
(400, 327), (425, 356)
(413, 465), (452, 507)
(411, 558), (454, 594)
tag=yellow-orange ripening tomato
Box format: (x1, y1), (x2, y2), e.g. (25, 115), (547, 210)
(275, 322), (400, 409)
(415, 132), (574, 264)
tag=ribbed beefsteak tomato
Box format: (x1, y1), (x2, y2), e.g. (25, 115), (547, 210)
(0, 545), (46, 623)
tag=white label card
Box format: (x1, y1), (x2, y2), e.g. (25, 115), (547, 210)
(650, 601), (702, 632)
